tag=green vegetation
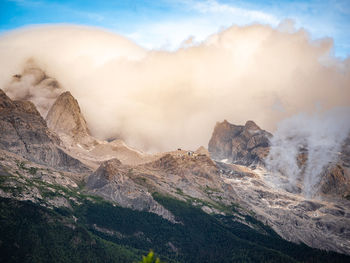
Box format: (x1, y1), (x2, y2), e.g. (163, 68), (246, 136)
(175, 188), (183, 195)
(140, 251), (162, 263)
(0, 171), (350, 263)
(0, 198), (142, 263)
(203, 185), (221, 194)
(16, 161), (38, 175)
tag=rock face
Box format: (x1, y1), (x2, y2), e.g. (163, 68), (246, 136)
(46, 91), (92, 147)
(320, 135), (350, 198)
(0, 89), (89, 172)
(86, 158), (176, 222)
(208, 120), (272, 165)
(2, 76), (350, 257)
(273, 134), (350, 198)
(86, 150), (227, 221)
(45, 91), (150, 166)
(219, 163), (350, 255)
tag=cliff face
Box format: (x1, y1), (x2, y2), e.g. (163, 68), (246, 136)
(1, 86), (350, 257)
(320, 135), (350, 198)
(208, 120), (272, 165)
(46, 91), (93, 147)
(86, 158), (176, 222)
(45, 91), (150, 166)
(0, 89), (89, 172)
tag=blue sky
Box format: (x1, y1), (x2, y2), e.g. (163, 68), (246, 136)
(1, 0), (349, 58)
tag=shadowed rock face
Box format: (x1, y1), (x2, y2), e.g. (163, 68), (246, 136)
(0, 89), (89, 173)
(86, 150), (227, 222)
(208, 120), (272, 165)
(86, 158), (177, 222)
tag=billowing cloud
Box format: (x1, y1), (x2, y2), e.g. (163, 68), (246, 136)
(265, 108), (350, 197)
(0, 23), (349, 152)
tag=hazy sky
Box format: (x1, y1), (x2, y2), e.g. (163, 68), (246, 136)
(1, 0), (349, 58)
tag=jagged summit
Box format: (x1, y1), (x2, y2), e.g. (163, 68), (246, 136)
(46, 91), (91, 144)
(244, 120), (261, 131)
(1, 85), (350, 257)
(45, 91), (150, 166)
(208, 120), (271, 165)
(0, 89), (88, 172)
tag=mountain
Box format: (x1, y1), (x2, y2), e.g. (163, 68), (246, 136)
(208, 119), (350, 199)
(86, 157), (176, 222)
(46, 91), (152, 167)
(1, 87), (350, 262)
(0, 89), (89, 173)
(208, 120), (272, 165)
(46, 91), (92, 146)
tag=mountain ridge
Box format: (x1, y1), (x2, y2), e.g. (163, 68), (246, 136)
(0, 86), (350, 261)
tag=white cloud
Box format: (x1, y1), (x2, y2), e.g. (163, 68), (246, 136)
(1, 24), (349, 153)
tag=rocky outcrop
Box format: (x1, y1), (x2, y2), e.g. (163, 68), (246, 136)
(0, 89), (89, 172)
(45, 91), (150, 166)
(148, 152), (218, 180)
(86, 158), (176, 222)
(220, 164), (350, 255)
(320, 135), (350, 198)
(46, 91), (93, 147)
(195, 146), (210, 156)
(208, 120), (272, 165)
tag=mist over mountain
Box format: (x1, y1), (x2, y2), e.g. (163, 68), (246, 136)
(1, 24), (349, 152)
(266, 109), (350, 198)
(1, 19), (350, 263)
(1, 84), (350, 262)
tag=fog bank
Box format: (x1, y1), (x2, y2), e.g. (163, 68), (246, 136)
(0, 23), (349, 152)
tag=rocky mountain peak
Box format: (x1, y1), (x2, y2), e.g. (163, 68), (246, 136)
(0, 89), (89, 172)
(90, 158), (123, 185)
(208, 120), (243, 160)
(208, 120), (271, 165)
(244, 120), (260, 130)
(46, 91), (90, 142)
